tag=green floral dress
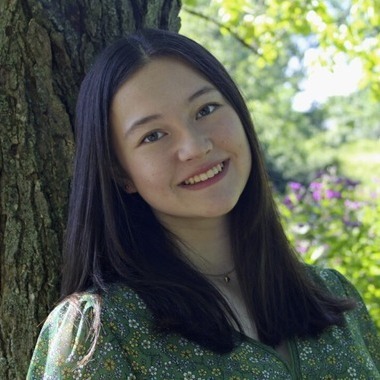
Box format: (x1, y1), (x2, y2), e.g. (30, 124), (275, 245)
(27, 267), (380, 379)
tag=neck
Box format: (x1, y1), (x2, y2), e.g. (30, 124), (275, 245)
(157, 215), (234, 275)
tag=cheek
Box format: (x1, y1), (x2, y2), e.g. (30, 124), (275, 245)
(128, 159), (168, 190)
(216, 116), (248, 149)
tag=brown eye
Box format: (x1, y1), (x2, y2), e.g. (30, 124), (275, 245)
(142, 131), (165, 144)
(196, 104), (220, 120)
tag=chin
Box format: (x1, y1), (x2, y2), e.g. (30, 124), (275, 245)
(201, 203), (237, 218)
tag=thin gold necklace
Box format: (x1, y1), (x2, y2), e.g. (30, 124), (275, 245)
(203, 267), (235, 283)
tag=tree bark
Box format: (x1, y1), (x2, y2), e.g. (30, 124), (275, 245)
(0, 1), (181, 378)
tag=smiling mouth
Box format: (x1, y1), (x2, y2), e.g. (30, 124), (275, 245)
(182, 162), (225, 185)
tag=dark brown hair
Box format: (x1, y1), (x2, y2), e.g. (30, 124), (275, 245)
(63, 28), (354, 353)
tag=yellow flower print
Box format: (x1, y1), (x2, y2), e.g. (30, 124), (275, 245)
(104, 358), (116, 371)
(211, 368), (222, 376)
(75, 343), (86, 357)
(181, 349), (192, 359)
(109, 321), (117, 332)
(131, 361), (140, 371)
(129, 338), (139, 348)
(131, 361), (140, 372)
(62, 367), (74, 377)
(327, 355), (336, 365)
(127, 302), (137, 310)
(34, 365), (44, 376)
(240, 363), (249, 371)
(140, 365), (148, 375)
(198, 368), (207, 376)
(125, 346), (138, 357)
(167, 343), (177, 352)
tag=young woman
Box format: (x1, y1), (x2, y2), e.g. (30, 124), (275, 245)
(28, 29), (379, 379)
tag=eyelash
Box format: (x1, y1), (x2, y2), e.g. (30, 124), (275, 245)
(196, 103), (220, 120)
(142, 130), (166, 144)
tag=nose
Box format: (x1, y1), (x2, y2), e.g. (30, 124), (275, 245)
(177, 127), (213, 162)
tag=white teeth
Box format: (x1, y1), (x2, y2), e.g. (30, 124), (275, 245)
(184, 162), (224, 185)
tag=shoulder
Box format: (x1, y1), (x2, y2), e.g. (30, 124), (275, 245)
(27, 284), (143, 379)
(306, 265), (378, 338)
(102, 282), (148, 311)
(39, 283), (146, 338)
(305, 265), (361, 299)
(27, 292), (99, 379)
(29, 291), (100, 368)
(36, 290), (103, 347)
(44, 291), (99, 327)
(304, 265), (380, 370)
(42, 283), (145, 322)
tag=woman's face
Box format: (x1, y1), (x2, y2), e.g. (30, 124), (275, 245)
(110, 57), (251, 226)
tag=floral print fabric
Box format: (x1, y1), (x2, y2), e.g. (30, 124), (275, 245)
(27, 267), (380, 379)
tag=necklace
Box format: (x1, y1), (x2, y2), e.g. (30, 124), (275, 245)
(203, 267), (235, 283)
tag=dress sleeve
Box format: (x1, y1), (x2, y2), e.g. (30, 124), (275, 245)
(27, 294), (135, 379)
(322, 268), (380, 370)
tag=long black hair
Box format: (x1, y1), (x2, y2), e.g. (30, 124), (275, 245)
(63, 28), (354, 353)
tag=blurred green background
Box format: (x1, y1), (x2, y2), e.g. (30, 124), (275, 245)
(180, 0), (380, 330)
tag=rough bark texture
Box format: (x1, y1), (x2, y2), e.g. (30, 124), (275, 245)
(0, 1), (181, 378)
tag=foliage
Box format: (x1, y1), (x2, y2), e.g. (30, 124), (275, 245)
(182, 0), (380, 99)
(277, 168), (380, 331)
(320, 88), (380, 144)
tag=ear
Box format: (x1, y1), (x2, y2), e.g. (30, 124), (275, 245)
(124, 179), (137, 194)
(111, 163), (137, 194)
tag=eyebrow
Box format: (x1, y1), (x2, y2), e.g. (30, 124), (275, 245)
(188, 86), (217, 102)
(128, 114), (162, 132)
(125, 85), (218, 137)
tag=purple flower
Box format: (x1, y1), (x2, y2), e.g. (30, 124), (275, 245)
(344, 178), (360, 188)
(312, 190), (322, 202)
(334, 177), (345, 184)
(344, 200), (361, 210)
(343, 218), (361, 228)
(283, 195), (294, 209)
(326, 189), (341, 199)
(289, 182), (302, 191)
(296, 241), (309, 255)
(310, 182), (322, 191)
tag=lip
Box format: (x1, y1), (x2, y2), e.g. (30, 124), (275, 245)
(178, 159), (229, 190)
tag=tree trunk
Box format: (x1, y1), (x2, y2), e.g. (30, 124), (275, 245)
(0, 1), (181, 378)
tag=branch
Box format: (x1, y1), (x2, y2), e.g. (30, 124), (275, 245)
(182, 6), (260, 56)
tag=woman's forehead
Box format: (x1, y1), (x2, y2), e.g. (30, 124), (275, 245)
(112, 57), (216, 107)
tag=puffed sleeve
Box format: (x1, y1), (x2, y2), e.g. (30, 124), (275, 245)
(27, 294), (135, 379)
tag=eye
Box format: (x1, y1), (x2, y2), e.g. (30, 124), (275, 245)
(196, 103), (220, 120)
(142, 131), (166, 144)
